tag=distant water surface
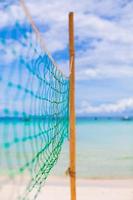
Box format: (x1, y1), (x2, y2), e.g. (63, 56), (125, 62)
(53, 118), (133, 179)
(0, 118), (133, 179)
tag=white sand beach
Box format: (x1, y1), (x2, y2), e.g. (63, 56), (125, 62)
(0, 176), (133, 199)
(41, 177), (133, 200)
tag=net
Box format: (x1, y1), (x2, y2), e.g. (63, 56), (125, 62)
(0, 1), (69, 199)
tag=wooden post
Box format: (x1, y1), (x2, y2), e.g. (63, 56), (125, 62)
(69, 12), (76, 200)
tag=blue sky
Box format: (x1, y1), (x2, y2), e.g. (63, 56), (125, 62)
(1, 0), (133, 116)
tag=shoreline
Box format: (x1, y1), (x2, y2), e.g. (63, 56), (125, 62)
(47, 175), (133, 185)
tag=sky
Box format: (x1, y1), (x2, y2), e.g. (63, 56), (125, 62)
(1, 0), (133, 117)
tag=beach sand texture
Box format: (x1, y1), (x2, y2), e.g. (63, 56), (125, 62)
(0, 177), (133, 200)
(42, 177), (133, 200)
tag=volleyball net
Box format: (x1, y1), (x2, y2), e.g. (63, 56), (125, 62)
(0, 1), (70, 199)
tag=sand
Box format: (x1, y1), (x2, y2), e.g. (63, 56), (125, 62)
(0, 176), (133, 200)
(41, 177), (133, 200)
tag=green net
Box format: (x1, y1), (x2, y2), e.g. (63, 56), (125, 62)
(0, 1), (69, 199)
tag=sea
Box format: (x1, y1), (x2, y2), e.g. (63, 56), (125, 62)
(53, 117), (133, 179)
(0, 117), (133, 179)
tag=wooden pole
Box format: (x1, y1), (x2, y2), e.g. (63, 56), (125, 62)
(69, 12), (76, 200)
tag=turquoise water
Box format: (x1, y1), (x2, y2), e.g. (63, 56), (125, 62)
(0, 118), (133, 179)
(0, 119), (68, 176)
(53, 119), (133, 179)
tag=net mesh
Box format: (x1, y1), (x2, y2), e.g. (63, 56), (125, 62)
(0, 1), (69, 199)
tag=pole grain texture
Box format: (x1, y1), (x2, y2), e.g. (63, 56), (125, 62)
(69, 12), (76, 200)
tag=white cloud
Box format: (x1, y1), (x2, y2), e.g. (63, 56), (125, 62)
(0, 3), (25, 28)
(24, 0), (133, 81)
(78, 98), (133, 115)
(1, 0), (133, 115)
(76, 65), (133, 80)
(76, 14), (133, 44)
(2, 1), (133, 60)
